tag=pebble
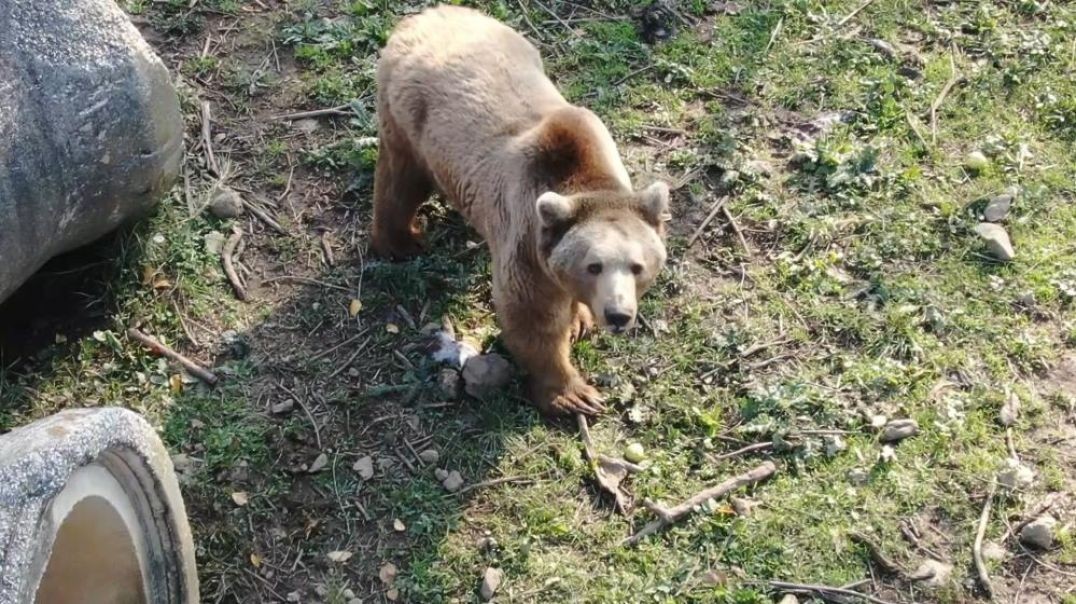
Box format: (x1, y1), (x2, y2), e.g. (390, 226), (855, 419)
(981, 541), (1007, 561)
(778, 596), (799, 604)
(435, 468), (449, 481)
(442, 470), (464, 493)
(974, 223), (1015, 261)
(462, 354), (512, 399)
(847, 468), (869, 485)
(271, 399), (294, 415)
(880, 419), (919, 443)
(353, 455), (374, 480)
(914, 559), (953, 587)
(1019, 515), (1057, 550)
(294, 118), (320, 134)
(208, 186), (244, 219)
(999, 391), (1019, 427)
(203, 231), (226, 255)
(308, 453), (328, 473)
(480, 567), (503, 601)
(983, 190), (1015, 222)
(438, 368), (462, 400)
(965, 150), (990, 172)
(419, 449), (440, 465)
(824, 434), (847, 457)
(997, 459), (1034, 490)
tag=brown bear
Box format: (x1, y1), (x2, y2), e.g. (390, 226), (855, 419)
(372, 5), (670, 416)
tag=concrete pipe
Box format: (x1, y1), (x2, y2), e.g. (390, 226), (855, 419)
(0, 408), (198, 604)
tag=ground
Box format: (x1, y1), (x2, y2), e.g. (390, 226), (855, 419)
(1, 0), (1075, 602)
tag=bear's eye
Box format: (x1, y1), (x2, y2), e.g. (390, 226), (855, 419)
(631, 263), (644, 276)
(587, 262), (603, 275)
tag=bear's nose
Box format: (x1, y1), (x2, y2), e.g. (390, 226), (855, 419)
(604, 310), (633, 330)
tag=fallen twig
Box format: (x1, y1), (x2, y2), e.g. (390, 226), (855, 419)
(326, 337), (373, 379)
(685, 195), (729, 249)
(764, 17), (783, 54)
(270, 105), (352, 121)
(710, 441), (773, 462)
(320, 231), (335, 267)
(973, 483), (997, 599)
(764, 580), (896, 604)
(279, 382), (322, 451)
(721, 205), (753, 258)
(127, 327), (219, 385)
(449, 475), (534, 497)
(577, 414), (640, 515)
(200, 100), (219, 175)
(837, 0), (878, 27)
(223, 229), (248, 301)
(308, 330), (370, 363)
(261, 275), (350, 292)
(929, 55), (963, 144)
(1002, 496), (1057, 543)
(850, 531), (932, 581)
(242, 199), (288, 235)
(623, 461), (776, 546)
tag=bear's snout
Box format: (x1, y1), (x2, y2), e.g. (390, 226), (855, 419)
(603, 308), (635, 333)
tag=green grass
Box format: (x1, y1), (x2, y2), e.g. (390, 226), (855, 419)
(3, 0), (1075, 602)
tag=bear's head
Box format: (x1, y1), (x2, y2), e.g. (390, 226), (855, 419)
(536, 182), (670, 333)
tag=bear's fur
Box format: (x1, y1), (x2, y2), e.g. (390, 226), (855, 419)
(372, 5), (670, 416)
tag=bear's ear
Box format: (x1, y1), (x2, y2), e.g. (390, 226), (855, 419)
(536, 191), (576, 227)
(638, 181), (672, 224)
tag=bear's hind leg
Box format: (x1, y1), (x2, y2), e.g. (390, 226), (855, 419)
(371, 113), (432, 260)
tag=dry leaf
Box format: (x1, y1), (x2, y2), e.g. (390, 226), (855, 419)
(308, 453), (329, 473)
(231, 491), (249, 506)
(169, 374), (184, 394)
(327, 550), (353, 563)
(250, 553), (263, 568)
(386, 588), (399, 601)
(379, 562), (398, 585)
(349, 298), (363, 317)
(386, 323), (400, 334)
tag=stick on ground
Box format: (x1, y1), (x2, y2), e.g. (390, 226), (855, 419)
(973, 483), (997, 599)
(765, 580), (896, 604)
(623, 461), (776, 546)
(686, 195), (729, 249)
(223, 229), (248, 301)
(127, 327), (219, 385)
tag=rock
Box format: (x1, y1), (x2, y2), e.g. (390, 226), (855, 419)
(743, 159), (773, 178)
(731, 497), (758, 517)
(442, 470), (464, 493)
(778, 595), (799, 604)
(997, 459), (1034, 490)
(348, 599), (362, 604)
(286, 592), (301, 602)
(975, 223), (1015, 261)
(983, 191), (1014, 222)
(1019, 515), (1056, 550)
(823, 435), (847, 457)
(847, 468), (869, 485)
(208, 186), (244, 219)
(878, 444), (897, 463)
(462, 354), (512, 399)
(480, 567), (503, 601)
(965, 151), (990, 172)
(353, 455), (374, 480)
(434, 468), (449, 481)
(418, 449), (440, 465)
(204, 231), (226, 255)
(271, 399), (295, 415)
(867, 38), (899, 60)
(343, 589), (355, 599)
(293, 118), (320, 134)
(981, 540), (1007, 561)
(913, 559), (952, 587)
(880, 419), (919, 443)
(437, 368), (462, 400)
(308, 453), (329, 473)
(869, 414), (888, 429)
(0, 0), (183, 303)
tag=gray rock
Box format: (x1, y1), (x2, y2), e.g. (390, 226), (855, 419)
(983, 192), (1014, 222)
(778, 596), (799, 604)
(999, 391), (1019, 427)
(204, 231), (226, 255)
(418, 449), (440, 465)
(353, 455), (374, 480)
(462, 354), (512, 399)
(913, 559), (952, 587)
(997, 459), (1034, 490)
(442, 470), (464, 493)
(974, 223), (1015, 262)
(0, 0), (182, 303)
(880, 419), (919, 443)
(438, 367), (462, 400)
(480, 567), (503, 601)
(271, 399), (295, 415)
(1019, 515), (1056, 550)
(981, 540), (1007, 562)
(293, 118), (320, 134)
(208, 186), (244, 219)
(847, 468), (869, 485)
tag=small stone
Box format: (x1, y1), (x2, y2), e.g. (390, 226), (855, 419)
(997, 459), (1034, 490)
(881, 419), (919, 443)
(419, 449), (440, 465)
(438, 368), (462, 400)
(975, 223), (1015, 261)
(867, 38), (898, 60)
(442, 470), (464, 493)
(824, 434), (847, 457)
(480, 567), (503, 601)
(208, 186), (244, 219)
(353, 456), (374, 480)
(271, 399), (295, 415)
(294, 118), (320, 134)
(308, 453), (329, 473)
(623, 442), (646, 463)
(343, 589), (355, 599)
(314, 584), (329, 598)
(869, 414), (888, 429)
(393, 518), (406, 532)
(286, 591), (301, 603)
(385, 589), (399, 602)
(914, 559), (953, 587)
(878, 445), (897, 463)
(983, 192), (1013, 222)
(462, 354), (512, 399)
(170, 453), (195, 474)
(434, 468), (449, 481)
(348, 599), (362, 604)
(1019, 515), (1057, 550)
(203, 231), (226, 255)
(379, 562), (398, 585)
(731, 497), (758, 517)
(981, 541), (1007, 561)
(778, 595), (799, 604)
(965, 150), (990, 172)
(847, 468), (869, 485)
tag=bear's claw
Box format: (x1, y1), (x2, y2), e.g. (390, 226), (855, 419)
(570, 303), (595, 343)
(538, 380), (606, 416)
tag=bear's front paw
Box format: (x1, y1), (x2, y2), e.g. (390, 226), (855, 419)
(535, 379), (606, 416)
(570, 303), (595, 343)
(371, 229), (425, 261)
